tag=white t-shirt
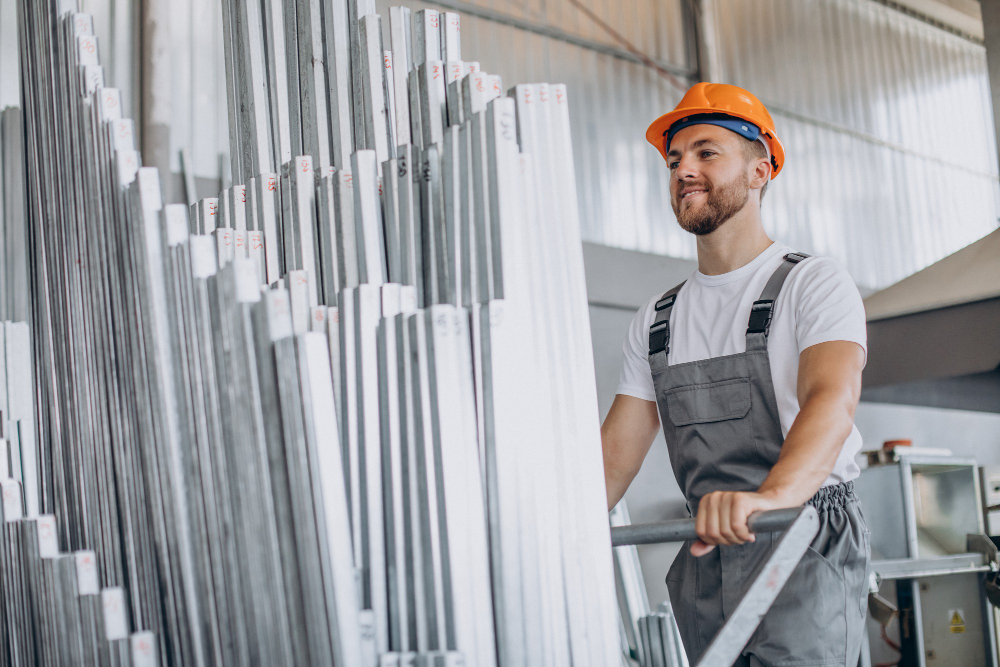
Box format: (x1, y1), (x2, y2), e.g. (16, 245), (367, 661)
(616, 241), (867, 486)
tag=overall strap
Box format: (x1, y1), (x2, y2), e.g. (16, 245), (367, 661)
(648, 281), (686, 359)
(745, 251), (810, 352)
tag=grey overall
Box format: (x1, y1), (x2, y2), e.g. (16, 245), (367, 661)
(647, 252), (871, 667)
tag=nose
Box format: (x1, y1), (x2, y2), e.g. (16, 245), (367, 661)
(674, 152), (699, 182)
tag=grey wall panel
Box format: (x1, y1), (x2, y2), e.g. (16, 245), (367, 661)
(714, 0), (1000, 290)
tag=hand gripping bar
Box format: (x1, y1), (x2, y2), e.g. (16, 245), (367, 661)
(610, 506), (820, 667)
(610, 506), (809, 547)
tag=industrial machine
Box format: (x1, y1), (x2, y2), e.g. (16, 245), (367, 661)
(856, 450), (1000, 667)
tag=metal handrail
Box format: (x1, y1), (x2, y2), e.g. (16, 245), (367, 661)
(611, 505), (820, 667)
(611, 507), (808, 547)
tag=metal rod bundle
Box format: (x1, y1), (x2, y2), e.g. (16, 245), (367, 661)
(0, 477), (159, 666)
(13, 0), (621, 664)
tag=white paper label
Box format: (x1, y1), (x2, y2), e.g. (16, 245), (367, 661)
(76, 551), (100, 595)
(37, 515), (59, 558)
(102, 588), (129, 640)
(130, 631), (157, 667)
(1, 480), (22, 522)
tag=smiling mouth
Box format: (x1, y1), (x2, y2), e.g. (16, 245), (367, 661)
(681, 189), (707, 200)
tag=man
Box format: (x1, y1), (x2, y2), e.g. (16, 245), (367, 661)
(602, 82), (871, 666)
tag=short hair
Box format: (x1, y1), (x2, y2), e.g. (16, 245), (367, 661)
(741, 138), (770, 202)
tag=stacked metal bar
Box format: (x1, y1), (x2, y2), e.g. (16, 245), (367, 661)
(0, 478), (160, 666)
(15, 0), (620, 664)
(637, 602), (689, 667)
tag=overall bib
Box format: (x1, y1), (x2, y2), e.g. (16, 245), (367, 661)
(647, 253), (871, 667)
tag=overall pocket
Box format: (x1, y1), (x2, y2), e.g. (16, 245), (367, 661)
(665, 378), (751, 426)
(661, 376), (759, 500)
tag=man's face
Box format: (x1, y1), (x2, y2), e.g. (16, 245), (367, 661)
(666, 124), (753, 236)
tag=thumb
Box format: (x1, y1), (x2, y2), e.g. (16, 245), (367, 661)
(690, 539), (716, 557)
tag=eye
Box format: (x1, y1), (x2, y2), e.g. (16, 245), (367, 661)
(701, 150), (716, 158)
(668, 161), (679, 170)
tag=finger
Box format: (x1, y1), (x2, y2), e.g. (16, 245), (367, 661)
(732, 498), (754, 543)
(695, 495), (709, 541)
(690, 539), (716, 557)
(704, 495), (722, 545)
(718, 495), (739, 545)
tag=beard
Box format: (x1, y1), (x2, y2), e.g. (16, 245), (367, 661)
(672, 172), (750, 236)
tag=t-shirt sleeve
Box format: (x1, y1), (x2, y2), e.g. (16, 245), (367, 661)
(615, 300), (657, 402)
(791, 257), (868, 364)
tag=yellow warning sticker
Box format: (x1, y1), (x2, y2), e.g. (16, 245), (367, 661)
(948, 609), (966, 634)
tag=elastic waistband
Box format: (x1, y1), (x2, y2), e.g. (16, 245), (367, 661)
(807, 481), (856, 511)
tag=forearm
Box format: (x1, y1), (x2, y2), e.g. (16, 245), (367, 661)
(603, 439), (638, 511)
(600, 394), (661, 510)
(757, 392), (855, 506)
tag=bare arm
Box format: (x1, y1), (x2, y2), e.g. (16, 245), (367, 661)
(601, 394), (661, 510)
(692, 340), (865, 555)
(757, 340), (865, 503)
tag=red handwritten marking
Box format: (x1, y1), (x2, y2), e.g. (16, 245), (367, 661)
(384, 56), (392, 69)
(476, 78), (485, 92)
(556, 90), (565, 104)
(105, 95), (118, 108)
(314, 310), (324, 322)
(332, 312), (340, 323)
(296, 274), (307, 285)
(208, 202), (217, 215)
(83, 555), (92, 565)
(766, 565), (781, 590)
(138, 639), (151, 654)
(378, 181), (383, 195)
(268, 177), (277, 191)
(223, 233), (232, 246)
(344, 174), (353, 186)
(540, 89), (549, 103)
(83, 39), (95, 55)
(432, 65), (441, 80)
(239, 186), (246, 203)
(430, 15), (439, 28)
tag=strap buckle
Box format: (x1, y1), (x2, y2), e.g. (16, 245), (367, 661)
(655, 294), (676, 311)
(648, 321), (669, 355)
(785, 252), (809, 264)
(746, 299), (775, 335)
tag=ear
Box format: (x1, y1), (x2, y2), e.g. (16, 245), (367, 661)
(749, 158), (771, 190)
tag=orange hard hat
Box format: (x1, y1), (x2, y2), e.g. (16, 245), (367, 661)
(646, 82), (785, 178)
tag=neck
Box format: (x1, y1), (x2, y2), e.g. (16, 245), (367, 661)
(695, 206), (773, 276)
